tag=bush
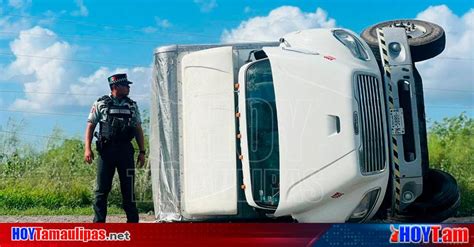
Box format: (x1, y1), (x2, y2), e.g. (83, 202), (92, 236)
(428, 113), (474, 216)
(0, 118), (153, 215)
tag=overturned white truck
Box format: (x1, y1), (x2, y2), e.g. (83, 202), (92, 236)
(149, 20), (460, 222)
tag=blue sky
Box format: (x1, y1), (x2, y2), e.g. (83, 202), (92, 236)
(0, 0), (472, 148)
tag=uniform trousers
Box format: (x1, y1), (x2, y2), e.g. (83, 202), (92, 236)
(93, 141), (139, 223)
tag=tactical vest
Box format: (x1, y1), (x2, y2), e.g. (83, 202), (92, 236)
(97, 95), (136, 142)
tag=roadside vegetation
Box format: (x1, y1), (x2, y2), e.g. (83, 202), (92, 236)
(0, 113), (153, 216)
(0, 113), (472, 217)
(427, 113), (473, 216)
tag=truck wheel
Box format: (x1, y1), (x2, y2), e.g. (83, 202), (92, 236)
(361, 19), (445, 62)
(390, 169), (460, 222)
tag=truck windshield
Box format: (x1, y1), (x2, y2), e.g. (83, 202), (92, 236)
(245, 58), (280, 209)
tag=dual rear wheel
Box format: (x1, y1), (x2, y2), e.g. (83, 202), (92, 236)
(390, 169), (461, 222)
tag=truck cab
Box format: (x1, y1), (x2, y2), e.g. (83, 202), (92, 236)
(150, 21), (459, 222)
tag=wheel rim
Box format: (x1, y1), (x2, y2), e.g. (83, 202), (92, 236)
(388, 21), (427, 39)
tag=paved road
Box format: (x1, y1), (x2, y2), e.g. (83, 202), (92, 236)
(0, 214), (157, 223)
(443, 217), (474, 223)
(0, 215), (472, 223)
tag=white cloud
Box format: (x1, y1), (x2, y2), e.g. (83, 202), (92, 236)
(244, 6), (252, 14)
(415, 5), (474, 107)
(2, 26), (151, 111)
(3, 26), (77, 110)
(194, 0), (217, 13)
(37, 10), (62, 27)
(155, 17), (171, 28)
(8, 0), (30, 9)
(71, 0), (88, 17)
(142, 26), (157, 34)
(0, 15), (31, 39)
(70, 66), (151, 108)
(221, 6), (336, 43)
(142, 17), (172, 33)
(0, 2), (58, 39)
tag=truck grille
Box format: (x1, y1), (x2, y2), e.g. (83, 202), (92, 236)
(356, 74), (386, 174)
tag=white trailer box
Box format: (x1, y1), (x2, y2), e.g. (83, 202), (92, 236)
(150, 42), (282, 221)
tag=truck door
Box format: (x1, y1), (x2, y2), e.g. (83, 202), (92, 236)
(181, 46), (237, 216)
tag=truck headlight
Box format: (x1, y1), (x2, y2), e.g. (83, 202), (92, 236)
(333, 30), (369, 61)
(347, 188), (380, 222)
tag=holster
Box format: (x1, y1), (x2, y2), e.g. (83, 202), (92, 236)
(94, 131), (104, 155)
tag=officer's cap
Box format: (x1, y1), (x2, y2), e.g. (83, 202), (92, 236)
(108, 73), (133, 85)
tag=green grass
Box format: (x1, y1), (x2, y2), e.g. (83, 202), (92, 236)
(0, 206), (123, 216)
(0, 113), (472, 216)
(0, 117), (153, 216)
(427, 113), (474, 216)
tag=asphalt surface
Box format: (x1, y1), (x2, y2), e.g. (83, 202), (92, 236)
(0, 215), (472, 223)
(0, 214), (157, 223)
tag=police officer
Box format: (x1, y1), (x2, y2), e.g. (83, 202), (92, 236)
(84, 73), (145, 223)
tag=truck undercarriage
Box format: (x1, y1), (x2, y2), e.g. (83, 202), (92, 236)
(149, 19), (460, 223)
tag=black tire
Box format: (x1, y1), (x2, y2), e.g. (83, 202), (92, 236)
(361, 19), (446, 62)
(389, 169), (460, 223)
